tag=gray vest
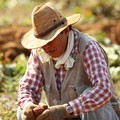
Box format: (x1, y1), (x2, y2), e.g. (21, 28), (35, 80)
(39, 30), (116, 107)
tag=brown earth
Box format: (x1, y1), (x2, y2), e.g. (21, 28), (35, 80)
(0, 25), (31, 62)
(0, 19), (120, 62)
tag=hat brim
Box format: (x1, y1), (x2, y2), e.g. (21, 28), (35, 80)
(21, 14), (81, 49)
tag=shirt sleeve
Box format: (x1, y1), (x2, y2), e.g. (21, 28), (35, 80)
(17, 49), (44, 110)
(69, 41), (112, 116)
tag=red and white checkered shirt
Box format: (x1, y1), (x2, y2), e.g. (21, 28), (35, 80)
(17, 29), (112, 116)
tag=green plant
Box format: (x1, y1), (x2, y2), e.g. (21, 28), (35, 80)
(0, 54), (27, 92)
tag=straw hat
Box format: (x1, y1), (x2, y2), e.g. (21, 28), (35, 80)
(21, 2), (80, 49)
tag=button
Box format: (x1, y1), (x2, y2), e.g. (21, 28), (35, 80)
(53, 99), (58, 105)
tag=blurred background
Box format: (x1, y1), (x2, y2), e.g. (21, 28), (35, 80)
(0, 0), (120, 119)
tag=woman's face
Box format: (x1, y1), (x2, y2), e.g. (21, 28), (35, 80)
(42, 28), (69, 58)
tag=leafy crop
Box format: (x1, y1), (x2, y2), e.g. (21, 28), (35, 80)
(0, 54), (27, 120)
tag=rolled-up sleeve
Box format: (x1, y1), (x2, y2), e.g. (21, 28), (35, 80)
(69, 41), (112, 116)
(17, 49), (44, 109)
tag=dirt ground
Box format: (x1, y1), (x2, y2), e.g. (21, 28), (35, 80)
(0, 19), (120, 62)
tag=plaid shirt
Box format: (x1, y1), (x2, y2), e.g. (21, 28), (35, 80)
(17, 29), (112, 116)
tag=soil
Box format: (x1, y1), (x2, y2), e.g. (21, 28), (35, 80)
(0, 25), (31, 62)
(0, 19), (120, 62)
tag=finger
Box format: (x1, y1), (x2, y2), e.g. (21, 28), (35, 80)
(36, 115), (48, 120)
(25, 109), (34, 118)
(22, 115), (27, 120)
(23, 110), (35, 120)
(30, 104), (39, 109)
(24, 111), (28, 116)
(36, 112), (49, 120)
(22, 116), (34, 120)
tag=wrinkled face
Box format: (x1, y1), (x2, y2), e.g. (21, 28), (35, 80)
(42, 27), (69, 58)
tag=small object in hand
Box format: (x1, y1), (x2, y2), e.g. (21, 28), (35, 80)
(33, 105), (48, 117)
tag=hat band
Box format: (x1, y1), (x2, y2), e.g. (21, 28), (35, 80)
(34, 18), (67, 38)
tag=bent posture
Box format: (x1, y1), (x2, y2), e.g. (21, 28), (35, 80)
(17, 2), (119, 120)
